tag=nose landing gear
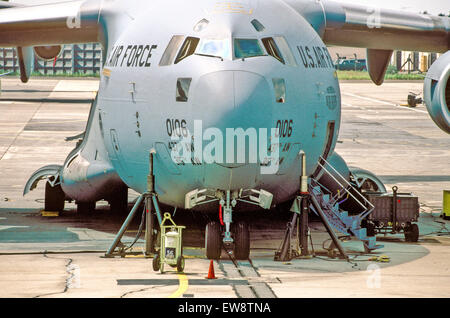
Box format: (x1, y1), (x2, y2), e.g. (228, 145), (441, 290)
(232, 221), (250, 260)
(221, 190), (236, 245)
(205, 220), (250, 260)
(205, 190), (251, 260)
(205, 190), (250, 260)
(187, 188), (272, 260)
(205, 221), (222, 259)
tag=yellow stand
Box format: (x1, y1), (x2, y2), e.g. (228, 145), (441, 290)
(443, 190), (450, 220)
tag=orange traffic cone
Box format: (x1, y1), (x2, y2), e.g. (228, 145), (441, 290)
(205, 260), (217, 279)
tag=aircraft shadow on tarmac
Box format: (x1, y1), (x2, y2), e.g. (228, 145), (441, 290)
(0, 201), (437, 274)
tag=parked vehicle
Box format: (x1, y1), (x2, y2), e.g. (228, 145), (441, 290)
(335, 59), (367, 71)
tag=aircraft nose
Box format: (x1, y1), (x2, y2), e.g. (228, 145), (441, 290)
(192, 71), (272, 128)
(191, 71), (273, 184)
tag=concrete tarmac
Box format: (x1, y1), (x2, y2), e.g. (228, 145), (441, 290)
(0, 78), (449, 298)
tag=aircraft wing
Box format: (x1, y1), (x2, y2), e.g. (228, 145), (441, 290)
(285, 0), (449, 84)
(321, 0), (449, 53)
(0, 0), (103, 48)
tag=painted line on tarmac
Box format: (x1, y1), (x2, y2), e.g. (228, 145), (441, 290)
(0, 119), (86, 126)
(168, 274), (189, 298)
(342, 92), (428, 114)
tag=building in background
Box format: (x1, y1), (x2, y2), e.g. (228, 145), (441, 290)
(0, 44), (102, 75)
(0, 44), (443, 76)
(328, 46), (441, 73)
(391, 51), (440, 73)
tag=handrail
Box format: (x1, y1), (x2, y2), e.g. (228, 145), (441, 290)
(315, 155), (375, 222)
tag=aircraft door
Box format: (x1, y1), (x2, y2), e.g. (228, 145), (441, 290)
(311, 121), (336, 179)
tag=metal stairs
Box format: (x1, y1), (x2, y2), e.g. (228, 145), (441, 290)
(310, 157), (383, 252)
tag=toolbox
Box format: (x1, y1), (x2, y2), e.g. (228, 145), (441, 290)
(363, 186), (420, 242)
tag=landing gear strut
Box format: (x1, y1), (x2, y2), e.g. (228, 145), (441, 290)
(204, 190), (250, 260)
(187, 188), (272, 261)
(220, 191), (250, 260)
(221, 190), (235, 245)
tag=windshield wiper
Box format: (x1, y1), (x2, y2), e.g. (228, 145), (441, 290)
(194, 53), (224, 61)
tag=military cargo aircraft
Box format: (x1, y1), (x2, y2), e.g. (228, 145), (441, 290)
(0, 0), (448, 259)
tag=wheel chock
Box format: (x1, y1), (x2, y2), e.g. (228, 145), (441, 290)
(41, 210), (59, 217)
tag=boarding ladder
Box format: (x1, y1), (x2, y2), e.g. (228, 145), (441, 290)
(310, 156), (383, 252)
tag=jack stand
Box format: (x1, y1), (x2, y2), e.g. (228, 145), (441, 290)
(275, 151), (311, 261)
(274, 211), (298, 261)
(298, 193), (312, 259)
(144, 149), (162, 255)
(104, 194), (146, 257)
(298, 151), (312, 258)
(104, 149), (162, 258)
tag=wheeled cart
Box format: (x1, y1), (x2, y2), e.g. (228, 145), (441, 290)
(363, 186), (420, 242)
(152, 213), (185, 274)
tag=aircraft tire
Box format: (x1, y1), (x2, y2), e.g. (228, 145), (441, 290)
(405, 223), (419, 242)
(205, 221), (222, 260)
(77, 201), (95, 214)
(233, 221), (250, 260)
(44, 181), (65, 212)
(152, 252), (160, 271)
(365, 222), (376, 237)
(109, 186), (128, 214)
(176, 256), (185, 273)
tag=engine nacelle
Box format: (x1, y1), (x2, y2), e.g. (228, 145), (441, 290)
(423, 50), (450, 134)
(318, 152), (386, 194)
(33, 45), (62, 60)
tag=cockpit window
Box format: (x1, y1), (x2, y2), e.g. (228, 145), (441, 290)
(251, 19), (265, 32)
(174, 37), (200, 64)
(272, 36), (297, 66)
(272, 78), (286, 103)
(234, 39), (265, 59)
(168, 35), (297, 65)
(159, 35), (185, 66)
(195, 38), (231, 60)
(262, 37), (284, 64)
(176, 78), (192, 102)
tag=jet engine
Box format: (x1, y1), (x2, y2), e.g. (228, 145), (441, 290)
(33, 45), (62, 60)
(423, 50), (450, 134)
